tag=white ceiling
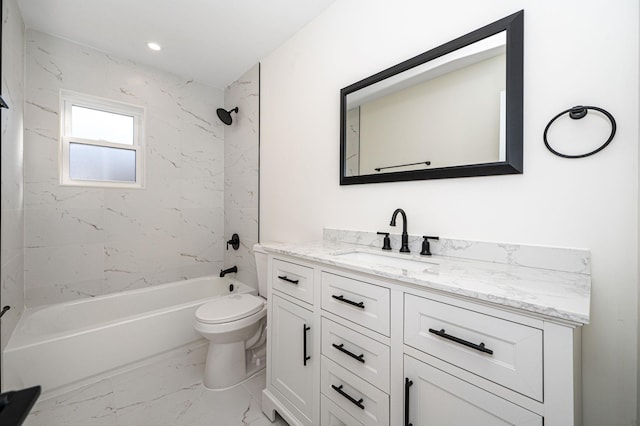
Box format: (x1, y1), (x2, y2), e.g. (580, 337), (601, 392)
(16, 0), (336, 89)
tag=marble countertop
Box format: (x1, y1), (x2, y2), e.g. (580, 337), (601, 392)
(261, 240), (591, 324)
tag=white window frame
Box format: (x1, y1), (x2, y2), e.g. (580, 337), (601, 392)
(59, 90), (145, 188)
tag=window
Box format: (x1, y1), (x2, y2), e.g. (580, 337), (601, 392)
(60, 91), (145, 188)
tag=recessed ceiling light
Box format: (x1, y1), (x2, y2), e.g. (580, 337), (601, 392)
(147, 42), (162, 51)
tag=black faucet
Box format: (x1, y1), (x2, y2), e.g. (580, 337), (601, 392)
(390, 208), (410, 253)
(220, 266), (238, 277)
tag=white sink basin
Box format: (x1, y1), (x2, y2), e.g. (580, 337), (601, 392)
(332, 250), (437, 272)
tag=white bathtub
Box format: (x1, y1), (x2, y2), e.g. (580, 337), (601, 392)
(3, 276), (256, 395)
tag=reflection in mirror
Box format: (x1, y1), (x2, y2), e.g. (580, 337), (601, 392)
(346, 32), (506, 175)
(340, 11), (523, 184)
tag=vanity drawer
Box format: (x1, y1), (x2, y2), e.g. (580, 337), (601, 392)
(321, 395), (364, 426)
(322, 318), (390, 392)
(321, 273), (390, 336)
(321, 356), (389, 426)
(404, 294), (543, 401)
(272, 258), (314, 304)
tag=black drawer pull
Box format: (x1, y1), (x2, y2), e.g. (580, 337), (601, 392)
(428, 328), (494, 355)
(331, 384), (365, 410)
(331, 294), (365, 309)
(303, 324), (311, 366)
(332, 343), (365, 363)
(278, 275), (299, 285)
(405, 377), (413, 426)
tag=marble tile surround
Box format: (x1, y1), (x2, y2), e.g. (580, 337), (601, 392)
(1, 0), (26, 378)
(23, 30), (226, 306)
(224, 64), (260, 289)
(24, 341), (288, 426)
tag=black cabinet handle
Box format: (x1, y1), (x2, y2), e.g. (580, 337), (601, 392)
(331, 294), (365, 309)
(278, 275), (299, 285)
(332, 343), (365, 363)
(331, 384), (365, 410)
(428, 328), (494, 355)
(303, 324), (311, 366)
(405, 378), (413, 426)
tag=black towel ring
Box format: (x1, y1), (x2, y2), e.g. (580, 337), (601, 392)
(543, 105), (616, 159)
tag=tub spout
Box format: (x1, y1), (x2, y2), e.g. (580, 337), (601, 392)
(220, 266), (238, 277)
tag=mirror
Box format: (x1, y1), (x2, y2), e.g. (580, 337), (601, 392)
(340, 10), (523, 185)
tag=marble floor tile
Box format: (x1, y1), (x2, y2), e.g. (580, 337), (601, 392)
(23, 342), (288, 426)
(24, 378), (117, 426)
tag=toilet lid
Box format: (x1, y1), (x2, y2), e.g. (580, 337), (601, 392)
(196, 294), (264, 324)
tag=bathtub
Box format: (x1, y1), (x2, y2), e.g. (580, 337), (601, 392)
(3, 276), (256, 395)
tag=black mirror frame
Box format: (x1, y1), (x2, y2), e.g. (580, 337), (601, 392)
(340, 10), (524, 185)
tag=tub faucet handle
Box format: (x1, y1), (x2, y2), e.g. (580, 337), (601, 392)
(227, 234), (240, 250)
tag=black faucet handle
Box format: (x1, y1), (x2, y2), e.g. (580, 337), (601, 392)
(226, 233), (240, 250)
(420, 236), (439, 256)
(377, 232), (392, 251)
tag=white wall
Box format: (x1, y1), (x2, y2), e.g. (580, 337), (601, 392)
(23, 30), (225, 306)
(0, 0), (25, 390)
(224, 63), (260, 288)
(260, 1), (639, 424)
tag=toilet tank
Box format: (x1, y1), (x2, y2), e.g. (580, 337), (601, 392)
(253, 243), (268, 297)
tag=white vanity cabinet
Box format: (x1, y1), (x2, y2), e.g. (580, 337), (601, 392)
(262, 249), (585, 426)
(263, 257), (318, 426)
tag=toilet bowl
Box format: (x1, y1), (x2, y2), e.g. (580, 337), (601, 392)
(194, 244), (269, 390)
(194, 294), (266, 389)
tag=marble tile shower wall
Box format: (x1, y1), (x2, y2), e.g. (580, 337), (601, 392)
(224, 64), (259, 288)
(1, 0), (25, 363)
(24, 30), (225, 307)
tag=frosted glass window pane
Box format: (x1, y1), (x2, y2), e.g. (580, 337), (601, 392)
(71, 105), (134, 145)
(69, 143), (136, 182)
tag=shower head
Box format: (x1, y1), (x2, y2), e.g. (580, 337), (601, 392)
(216, 107), (239, 125)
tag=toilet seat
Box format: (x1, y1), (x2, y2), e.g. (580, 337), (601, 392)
(196, 294), (264, 324)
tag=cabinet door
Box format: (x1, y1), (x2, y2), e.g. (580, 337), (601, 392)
(404, 355), (542, 426)
(271, 295), (315, 421)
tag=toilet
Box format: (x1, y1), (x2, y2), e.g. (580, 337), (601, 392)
(194, 244), (269, 390)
